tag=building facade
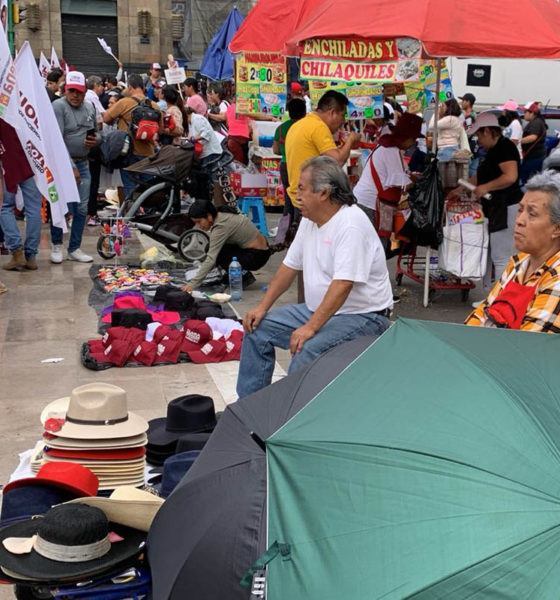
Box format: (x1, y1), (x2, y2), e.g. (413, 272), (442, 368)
(16, 0), (253, 76)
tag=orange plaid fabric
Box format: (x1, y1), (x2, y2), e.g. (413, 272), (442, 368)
(465, 251), (560, 333)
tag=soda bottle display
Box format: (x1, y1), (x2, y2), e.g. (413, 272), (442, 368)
(229, 257), (243, 301)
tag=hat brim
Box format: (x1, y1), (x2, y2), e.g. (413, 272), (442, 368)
(66, 496), (163, 532)
(147, 418), (215, 447)
(2, 475), (94, 498)
(0, 519), (145, 581)
(44, 433), (147, 449)
(41, 397), (148, 440)
(65, 85), (86, 93)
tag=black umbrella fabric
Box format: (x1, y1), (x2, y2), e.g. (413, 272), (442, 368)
(147, 336), (376, 599)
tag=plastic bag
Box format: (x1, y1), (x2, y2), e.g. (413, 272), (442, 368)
(400, 157), (444, 247)
(439, 219), (489, 279)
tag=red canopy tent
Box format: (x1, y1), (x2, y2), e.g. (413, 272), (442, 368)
(284, 0), (560, 306)
(284, 0), (560, 58)
(229, 0), (324, 54)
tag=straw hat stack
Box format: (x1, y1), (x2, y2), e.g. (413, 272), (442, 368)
(38, 384), (149, 491)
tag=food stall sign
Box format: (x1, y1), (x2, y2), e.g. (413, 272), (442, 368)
(300, 37), (422, 84)
(235, 52), (288, 117)
(308, 80), (384, 120)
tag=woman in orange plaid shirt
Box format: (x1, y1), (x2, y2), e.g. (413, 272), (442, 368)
(466, 170), (560, 333)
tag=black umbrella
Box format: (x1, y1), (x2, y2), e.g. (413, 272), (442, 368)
(147, 336), (376, 599)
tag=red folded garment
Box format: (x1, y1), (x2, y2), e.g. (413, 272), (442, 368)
(102, 339), (137, 367)
(187, 339), (228, 364)
(154, 330), (184, 363)
(88, 339), (105, 354)
(224, 330), (243, 361)
(131, 340), (158, 366)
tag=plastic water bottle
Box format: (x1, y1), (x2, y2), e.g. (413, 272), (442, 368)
(229, 257), (243, 301)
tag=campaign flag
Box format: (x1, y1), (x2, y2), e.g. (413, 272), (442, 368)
(13, 42), (79, 230)
(39, 52), (50, 79)
(50, 47), (60, 69)
(0, 18), (19, 126)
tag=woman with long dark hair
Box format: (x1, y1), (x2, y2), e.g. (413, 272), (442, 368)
(182, 200), (270, 291)
(161, 87), (188, 145)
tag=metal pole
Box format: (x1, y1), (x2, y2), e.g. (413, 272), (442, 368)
(423, 58), (443, 308)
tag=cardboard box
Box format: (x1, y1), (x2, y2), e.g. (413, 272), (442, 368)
(230, 173), (268, 197)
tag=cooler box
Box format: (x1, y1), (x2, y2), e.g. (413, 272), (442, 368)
(230, 172), (268, 197)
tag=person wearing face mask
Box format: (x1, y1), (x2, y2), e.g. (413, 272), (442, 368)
(448, 111), (522, 300)
(284, 90), (361, 214)
(466, 170), (560, 332)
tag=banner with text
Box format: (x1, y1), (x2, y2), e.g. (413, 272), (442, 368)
(235, 53), (287, 118)
(309, 81), (383, 120)
(300, 37), (422, 84)
(12, 43), (79, 230)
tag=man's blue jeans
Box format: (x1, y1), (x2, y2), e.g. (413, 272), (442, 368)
(0, 176), (43, 258)
(50, 160), (90, 253)
(120, 154), (147, 200)
(236, 303), (391, 399)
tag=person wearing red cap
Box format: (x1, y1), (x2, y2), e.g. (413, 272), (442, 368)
(50, 71), (98, 263)
(237, 156), (392, 399)
(520, 102), (547, 184)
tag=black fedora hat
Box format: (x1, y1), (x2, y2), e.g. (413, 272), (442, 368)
(0, 504), (146, 581)
(176, 432), (211, 454)
(146, 445), (176, 467)
(148, 395), (216, 448)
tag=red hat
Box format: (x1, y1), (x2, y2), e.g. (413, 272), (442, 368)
(152, 324), (176, 344)
(102, 326), (144, 349)
(88, 339), (105, 354)
(181, 320), (212, 352)
(113, 296), (147, 311)
(3, 461), (99, 497)
(154, 330), (184, 364)
(102, 339), (136, 367)
(65, 71), (86, 93)
(187, 339), (227, 364)
(224, 330), (243, 361)
(290, 82), (303, 94)
(44, 447), (146, 461)
(131, 340), (158, 366)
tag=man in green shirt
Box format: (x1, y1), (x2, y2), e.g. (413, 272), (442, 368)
(272, 98), (306, 218)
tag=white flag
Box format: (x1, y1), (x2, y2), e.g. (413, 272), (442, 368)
(97, 37), (113, 56)
(0, 15), (19, 125)
(38, 52), (50, 80)
(50, 47), (60, 69)
(14, 43), (79, 230)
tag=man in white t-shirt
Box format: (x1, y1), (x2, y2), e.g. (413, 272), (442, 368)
(236, 155), (393, 399)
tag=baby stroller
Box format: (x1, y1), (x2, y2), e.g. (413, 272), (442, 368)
(97, 143), (213, 263)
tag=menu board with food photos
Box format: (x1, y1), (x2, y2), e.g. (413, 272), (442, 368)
(405, 60), (454, 112)
(235, 53), (288, 118)
(308, 81), (384, 120)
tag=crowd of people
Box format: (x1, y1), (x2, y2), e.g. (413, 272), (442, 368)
(1, 59), (560, 389)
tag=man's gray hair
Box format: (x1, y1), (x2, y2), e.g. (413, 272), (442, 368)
(86, 75), (102, 90)
(525, 169), (560, 225)
(300, 155), (356, 206)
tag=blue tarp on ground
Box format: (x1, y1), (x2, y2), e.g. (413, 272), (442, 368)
(200, 7), (245, 81)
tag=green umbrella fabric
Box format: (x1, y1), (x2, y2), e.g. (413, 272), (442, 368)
(265, 318), (560, 599)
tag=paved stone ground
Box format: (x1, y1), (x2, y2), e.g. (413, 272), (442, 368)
(0, 214), (481, 598)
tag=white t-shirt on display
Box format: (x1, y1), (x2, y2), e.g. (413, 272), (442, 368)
(189, 113), (223, 158)
(283, 204), (393, 314)
(353, 146), (411, 211)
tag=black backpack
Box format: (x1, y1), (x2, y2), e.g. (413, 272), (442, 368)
(129, 97), (161, 141)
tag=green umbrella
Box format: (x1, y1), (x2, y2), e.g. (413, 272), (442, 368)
(264, 319), (560, 599)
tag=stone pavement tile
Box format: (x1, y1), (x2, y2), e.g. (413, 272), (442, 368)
(0, 340), (79, 366)
(5, 317), (76, 343)
(0, 362), (78, 402)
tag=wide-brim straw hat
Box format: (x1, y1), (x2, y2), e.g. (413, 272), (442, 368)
(41, 384), (148, 440)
